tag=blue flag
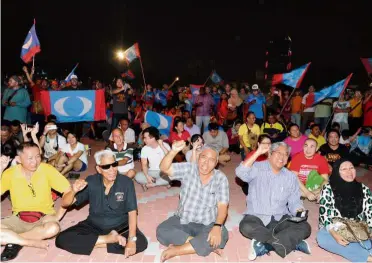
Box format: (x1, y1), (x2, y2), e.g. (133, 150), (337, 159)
(313, 74), (353, 105)
(210, 71), (223, 84)
(144, 111), (173, 136)
(155, 90), (167, 106)
(21, 20), (41, 63)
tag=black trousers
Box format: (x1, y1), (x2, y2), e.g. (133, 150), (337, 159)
(239, 214), (311, 258)
(55, 220), (148, 255)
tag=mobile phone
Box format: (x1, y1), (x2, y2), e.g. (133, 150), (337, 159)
(288, 210), (309, 223)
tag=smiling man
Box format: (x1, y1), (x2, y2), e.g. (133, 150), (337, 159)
(157, 140), (229, 262)
(55, 150), (148, 257)
(236, 142), (311, 260)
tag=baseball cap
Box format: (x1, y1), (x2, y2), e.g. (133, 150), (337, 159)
(252, 84), (259, 90)
(71, 75), (78, 80)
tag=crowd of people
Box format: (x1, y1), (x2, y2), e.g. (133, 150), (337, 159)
(1, 65), (372, 262)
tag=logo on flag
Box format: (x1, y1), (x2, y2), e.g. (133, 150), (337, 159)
(65, 63), (79, 82)
(21, 21), (41, 63)
(144, 111), (172, 136)
(40, 89), (106, 123)
(121, 70), (135, 80)
(155, 91), (167, 106)
(272, 63), (311, 88)
(313, 74), (353, 105)
(124, 43), (141, 64)
(190, 84), (203, 103)
(210, 71), (223, 84)
(361, 58), (372, 75)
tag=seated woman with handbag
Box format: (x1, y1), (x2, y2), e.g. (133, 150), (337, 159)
(317, 158), (372, 262)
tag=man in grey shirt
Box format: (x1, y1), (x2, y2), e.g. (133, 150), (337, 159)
(235, 142), (311, 260)
(202, 123), (231, 165)
(157, 140), (229, 262)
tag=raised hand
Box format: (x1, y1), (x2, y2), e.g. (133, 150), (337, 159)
(31, 122), (39, 137)
(256, 142), (270, 155)
(72, 179), (88, 193)
(20, 124), (32, 135)
(171, 140), (186, 153)
(22, 66), (28, 73)
(0, 155), (11, 173)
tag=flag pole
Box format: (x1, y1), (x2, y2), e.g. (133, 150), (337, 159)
(32, 56), (35, 68)
(139, 57), (147, 92)
(203, 75), (210, 86)
(279, 88), (296, 115)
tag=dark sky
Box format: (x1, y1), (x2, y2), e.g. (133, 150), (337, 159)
(2, 1), (371, 90)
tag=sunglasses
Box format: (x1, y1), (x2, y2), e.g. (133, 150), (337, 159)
(99, 161), (119, 170)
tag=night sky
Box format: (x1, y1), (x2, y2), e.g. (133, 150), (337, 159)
(2, 1), (371, 90)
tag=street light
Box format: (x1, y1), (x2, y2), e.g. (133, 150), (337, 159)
(116, 50), (125, 60)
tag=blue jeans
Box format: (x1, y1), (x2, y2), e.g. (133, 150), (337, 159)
(317, 228), (371, 262)
(196, 116), (210, 134)
(291, 113), (301, 127)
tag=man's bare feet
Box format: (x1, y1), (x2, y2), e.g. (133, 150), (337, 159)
(24, 239), (49, 249)
(106, 230), (120, 243)
(145, 183), (156, 189)
(161, 245), (178, 262)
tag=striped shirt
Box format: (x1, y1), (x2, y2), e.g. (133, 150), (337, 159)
(106, 143), (134, 174)
(235, 160), (303, 226)
(171, 163), (229, 225)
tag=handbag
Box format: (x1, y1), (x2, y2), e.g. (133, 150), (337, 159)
(18, 211), (45, 223)
(333, 217), (371, 242)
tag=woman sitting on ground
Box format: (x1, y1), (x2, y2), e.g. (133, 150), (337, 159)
(55, 132), (88, 176)
(185, 134), (204, 163)
(39, 122), (67, 165)
(317, 158), (372, 262)
(284, 123), (308, 158)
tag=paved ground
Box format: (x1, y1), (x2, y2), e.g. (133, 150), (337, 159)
(2, 138), (372, 262)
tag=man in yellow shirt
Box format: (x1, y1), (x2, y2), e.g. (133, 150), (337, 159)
(1, 142), (72, 261)
(308, 124), (326, 150)
(348, 90), (363, 134)
(238, 112), (261, 160)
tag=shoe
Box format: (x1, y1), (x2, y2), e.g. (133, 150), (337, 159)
(248, 239), (268, 261)
(295, 240), (311, 255)
(1, 244), (22, 261)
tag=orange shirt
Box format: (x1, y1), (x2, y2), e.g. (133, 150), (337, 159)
(291, 96), (303, 113)
(349, 98), (362, 117)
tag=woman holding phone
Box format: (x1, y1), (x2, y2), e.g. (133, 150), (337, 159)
(39, 122), (67, 165)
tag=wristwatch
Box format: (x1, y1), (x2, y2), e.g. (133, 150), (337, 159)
(213, 223), (223, 227)
(128, 236), (137, 242)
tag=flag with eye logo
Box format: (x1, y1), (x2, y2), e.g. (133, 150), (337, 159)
(40, 89), (106, 122)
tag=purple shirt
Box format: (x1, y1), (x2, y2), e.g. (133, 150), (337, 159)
(284, 135), (308, 157)
(195, 94), (214, 116)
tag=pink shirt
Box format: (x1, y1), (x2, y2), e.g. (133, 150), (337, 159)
(284, 135), (307, 157)
(195, 94), (215, 116)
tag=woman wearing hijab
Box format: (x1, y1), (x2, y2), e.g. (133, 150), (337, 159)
(317, 158), (372, 262)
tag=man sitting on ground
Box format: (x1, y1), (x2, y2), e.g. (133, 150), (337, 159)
(157, 140), (229, 262)
(1, 142), (72, 261)
(106, 128), (136, 179)
(236, 142), (311, 260)
(289, 138), (330, 201)
(202, 123), (231, 166)
(55, 150), (148, 257)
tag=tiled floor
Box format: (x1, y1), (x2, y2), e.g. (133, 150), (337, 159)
(2, 138), (371, 262)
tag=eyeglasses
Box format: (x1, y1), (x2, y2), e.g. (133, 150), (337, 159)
(273, 151), (289, 158)
(99, 161), (119, 170)
(340, 167), (355, 172)
(28, 183), (36, 197)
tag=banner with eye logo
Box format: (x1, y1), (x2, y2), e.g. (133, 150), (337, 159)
(40, 89), (106, 123)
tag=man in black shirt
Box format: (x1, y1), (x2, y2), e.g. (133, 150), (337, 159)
(55, 150), (148, 257)
(319, 129), (349, 169)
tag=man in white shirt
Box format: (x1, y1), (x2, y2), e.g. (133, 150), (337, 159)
(134, 127), (171, 191)
(184, 117), (200, 137)
(203, 123), (231, 165)
(332, 94), (350, 132)
(109, 118), (136, 148)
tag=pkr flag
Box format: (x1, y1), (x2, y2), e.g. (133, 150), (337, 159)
(40, 89), (106, 123)
(361, 58), (372, 75)
(210, 71), (223, 84)
(21, 20), (41, 63)
(121, 70), (135, 80)
(312, 74), (353, 105)
(144, 111), (172, 136)
(272, 63), (311, 88)
(124, 43), (141, 64)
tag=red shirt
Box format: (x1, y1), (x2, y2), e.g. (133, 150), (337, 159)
(31, 84), (44, 114)
(363, 100), (372, 126)
(244, 150), (268, 162)
(290, 152), (329, 184)
(169, 130), (190, 144)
